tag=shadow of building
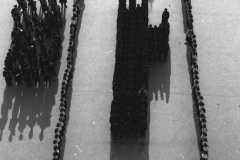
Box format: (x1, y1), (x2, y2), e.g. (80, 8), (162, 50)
(149, 0), (154, 10)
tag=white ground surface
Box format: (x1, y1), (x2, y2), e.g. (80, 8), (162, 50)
(0, 0), (240, 160)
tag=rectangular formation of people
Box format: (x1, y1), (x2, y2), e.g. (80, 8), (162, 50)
(110, 0), (170, 140)
(3, 0), (67, 88)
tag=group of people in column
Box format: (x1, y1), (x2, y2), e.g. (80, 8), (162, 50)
(52, 0), (81, 159)
(183, 0), (208, 159)
(146, 8), (170, 62)
(110, 0), (170, 140)
(3, 0), (64, 88)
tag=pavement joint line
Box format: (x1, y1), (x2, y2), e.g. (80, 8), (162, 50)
(75, 145), (82, 152)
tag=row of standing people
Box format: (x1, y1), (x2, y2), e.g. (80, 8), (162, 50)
(183, 0), (209, 159)
(3, 0), (63, 88)
(52, 0), (81, 159)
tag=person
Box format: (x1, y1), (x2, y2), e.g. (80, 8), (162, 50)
(24, 71), (32, 87)
(6, 73), (13, 87)
(162, 8), (170, 25)
(35, 25), (43, 42)
(32, 68), (40, 86)
(30, 1), (37, 15)
(185, 33), (193, 46)
(3, 68), (13, 87)
(24, 14), (33, 31)
(11, 5), (21, 24)
(41, 0), (49, 16)
(45, 20), (51, 39)
(49, 61), (56, 76)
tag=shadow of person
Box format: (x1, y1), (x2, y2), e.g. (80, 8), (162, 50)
(59, 1), (85, 159)
(148, 46), (171, 104)
(36, 5), (68, 141)
(181, 0), (188, 34)
(0, 86), (19, 141)
(148, 0), (154, 11)
(26, 88), (44, 139)
(37, 84), (57, 141)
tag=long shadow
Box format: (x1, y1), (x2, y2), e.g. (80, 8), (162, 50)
(148, 46), (171, 104)
(181, 0), (188, 34)
(59, 1), (85, 160)
(0, 3), (67, 142)
(149, 0), (154, 10)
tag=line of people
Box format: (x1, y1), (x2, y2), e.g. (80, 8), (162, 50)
(3, 0), (64, 88)
(183, 0), (209, 160)
(110, 0), (170, 140)
(52, 0), (81, 159)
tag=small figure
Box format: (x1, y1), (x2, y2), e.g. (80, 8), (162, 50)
(162, 8), (170, 25)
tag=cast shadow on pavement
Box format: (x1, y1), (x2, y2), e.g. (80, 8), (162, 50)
(148, 46), (171, 104)
(0, 6), (67, 142)
(59, 1), (85, 160)
(149, 0), (154, 11)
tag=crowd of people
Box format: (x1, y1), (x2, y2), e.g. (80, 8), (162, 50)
(3, 0), (65, 88)
(52, 0), (81, 159)
(183, 0), (209, 159)
(110, 0), (170, 140)
(146, 9), (170, 62)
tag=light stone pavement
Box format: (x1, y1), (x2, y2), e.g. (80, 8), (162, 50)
(0, 0), (240, 160)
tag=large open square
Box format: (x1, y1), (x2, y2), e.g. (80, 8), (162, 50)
(0, 0), (240, 160)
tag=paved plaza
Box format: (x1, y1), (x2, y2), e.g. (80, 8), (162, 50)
(0, 0), (240, 160)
